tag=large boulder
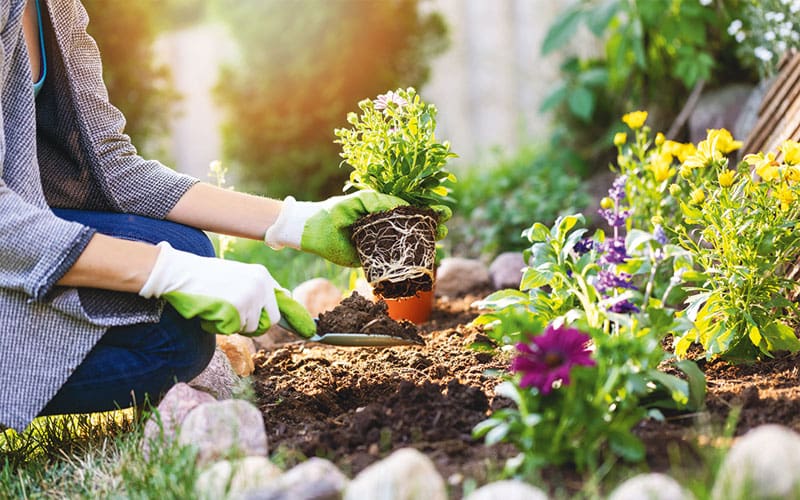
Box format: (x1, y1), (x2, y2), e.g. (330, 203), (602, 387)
(292, 278), (343, 317)
(189, 348), (239, 400)
(488, 252), (526, 290)
(243, 457), (348, 500)
(712, 424), (800, 500)
(216, 334), (256, 377)
(195, 456), (282, 500)
(435, 258), (490, 297)
(344, 448), (446, 500)
(142, 382), (215, 457)
(609, 473), (693, 500)
(465, 480), (548, 500)
(179, 399), (268, 467)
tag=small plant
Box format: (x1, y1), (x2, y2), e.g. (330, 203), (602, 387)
(473, 211), (703, 475)
(334, 87), (457, 298)
(727, 0), (800, 78)
(671, 134), (800, 360)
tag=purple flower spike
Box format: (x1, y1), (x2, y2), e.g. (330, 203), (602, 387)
(573, 238), (595, 255)
(374, 91), (408, 111)
(597, 270), (636, 293)
(654, 225), (668, 245)
(599, 237), (629, 265)
(609, 176), (628, 202)
(607, 299), (640, 314)
(510, 325), (596, 395)
(599, 208), (630, 228)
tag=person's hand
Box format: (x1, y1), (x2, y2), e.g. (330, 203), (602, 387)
(139, 242), (308, 337)
(264, 191), (410, 267)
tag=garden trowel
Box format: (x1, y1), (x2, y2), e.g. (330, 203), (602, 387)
(278, 317), (421, 347)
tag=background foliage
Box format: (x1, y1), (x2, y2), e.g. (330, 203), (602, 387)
(213, 0), (449, 200)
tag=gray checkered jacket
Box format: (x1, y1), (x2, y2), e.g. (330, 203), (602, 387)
(1, 0), (198, 431)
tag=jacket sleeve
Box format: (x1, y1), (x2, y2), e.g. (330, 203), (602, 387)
(57, 0), (198, 219)
(0, 183), (95, 300)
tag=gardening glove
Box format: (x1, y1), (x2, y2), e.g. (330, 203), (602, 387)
(139, 241), (313, 337)
(264, 191), (409, 267)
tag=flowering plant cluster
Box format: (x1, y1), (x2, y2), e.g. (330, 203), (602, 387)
(726, 0), (800, 77)
(671, 135), (800, 360)
(334, 87), (457, 210)
(473, 210), (702, 475)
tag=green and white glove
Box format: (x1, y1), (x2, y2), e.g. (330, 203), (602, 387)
(139, 242), (313, 337)
(264, 191), (409, 267)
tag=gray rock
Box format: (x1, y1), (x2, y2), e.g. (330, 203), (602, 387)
(292, 278), (343, 317)
(712, 424), (800, 500)
(179, 399), (268, 467)
(465, 480), (548, 500)
(435, 257), (490, 297)
(244, 457), (348, 500)
(143, 382), (215, 457)
(609, 473), (693, 500)
(688, 83), (755, 145)
(195, 456), (282, 500)
(344, 448), (446, 500)
(189, 348), (239, 399)
(488, 252), (526, 290)
(733, 78), (773, 151)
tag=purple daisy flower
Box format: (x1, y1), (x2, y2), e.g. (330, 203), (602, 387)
(654, 225), (668, 245)
(374, 91), (407, 111)
(510, 325), (596, 395)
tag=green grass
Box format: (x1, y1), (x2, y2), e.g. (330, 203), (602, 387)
(0, 410), (199, 499)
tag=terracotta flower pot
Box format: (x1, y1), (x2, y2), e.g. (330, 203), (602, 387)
(381, 289), (435, 324)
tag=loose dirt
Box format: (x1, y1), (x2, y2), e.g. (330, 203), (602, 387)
(252, 288), (800, 497)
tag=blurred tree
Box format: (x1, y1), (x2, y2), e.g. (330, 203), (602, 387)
(212, 0), (449, 199)
(82, 0), (183, 159)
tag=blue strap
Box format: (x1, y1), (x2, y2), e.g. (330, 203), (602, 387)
(32, 0), (47, 97)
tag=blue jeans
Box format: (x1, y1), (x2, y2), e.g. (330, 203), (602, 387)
(39, 209), (217, 416)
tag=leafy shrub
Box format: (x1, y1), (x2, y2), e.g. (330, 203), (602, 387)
(213, 0), (448, 200)
(446, 146), (589, 259)
(727, 0), (800, 78)
(540, 0), (754, 177)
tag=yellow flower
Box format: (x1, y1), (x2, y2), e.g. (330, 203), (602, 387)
(600, 197), (615, 210)
(745, 152), (779, 182)
(614, 132), (627, 147)
(775, 183), (797, 211)
(707, 128), (743, 154)
(622, 110), (648, 129)
(781, 140), (800, 166)
(718, 169), (736, 188)
(679, 163), (693, 179)
(684, 139), (723, 169)
(677, 143), (697, 163)
(787, 165), (800, 184)
(690, 188), (705, 205)
(669, 183), (682, 196)
(662, 140), (696, 162)
(655, 132), (665, 147)
(651, 153), (676, 182)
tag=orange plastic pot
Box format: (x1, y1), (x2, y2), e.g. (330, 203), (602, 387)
(381, 289), (435, 324)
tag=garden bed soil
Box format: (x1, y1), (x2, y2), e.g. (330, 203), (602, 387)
(252, 288), (800, 497)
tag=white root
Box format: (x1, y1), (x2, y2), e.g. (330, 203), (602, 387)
(352, 212), (437, 288)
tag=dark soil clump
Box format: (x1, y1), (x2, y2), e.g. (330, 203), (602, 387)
(316, 292), (424, 344)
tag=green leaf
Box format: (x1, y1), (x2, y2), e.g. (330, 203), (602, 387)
(494, 381), (524, 406)
(608, 430), (645, 462)
(539, 84), (568, 113)
(675, 360), (706, 411)
(762, 321), (800, 353)
(521, 265), (554, 290)
(541, 6), (584, 55)
(567, 86), (595, 122)
(485, 423), (511, 445)
(523, 222), (550, 243)
(585, 0), (620, 36)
